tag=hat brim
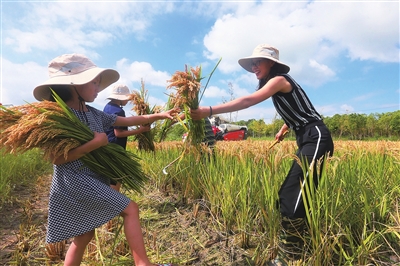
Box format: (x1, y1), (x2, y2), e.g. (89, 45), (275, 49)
(238, 56), (290, 74)
(33, 68), (119, 101)
(107, 94), (131, 101)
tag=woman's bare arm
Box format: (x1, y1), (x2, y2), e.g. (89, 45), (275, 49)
(191, 76), (290, 119)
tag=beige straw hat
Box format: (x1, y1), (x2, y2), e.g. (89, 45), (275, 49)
(238, 44), (290, 74)
(107, 84), (131, 101)
(33, 53), (119, 101)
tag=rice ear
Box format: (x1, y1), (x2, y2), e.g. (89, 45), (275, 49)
(0, 93), (148, 193)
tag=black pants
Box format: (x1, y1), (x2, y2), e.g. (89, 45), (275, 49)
(278, 121), (334, 219)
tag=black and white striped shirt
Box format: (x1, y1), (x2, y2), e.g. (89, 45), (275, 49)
(272, 74), (322, 131)
(202, 117), (216, 148)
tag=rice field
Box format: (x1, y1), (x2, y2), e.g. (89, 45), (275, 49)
(134, 139), (400, 265)
(1, 139), (399, 265)
(0, 148), (51, 204)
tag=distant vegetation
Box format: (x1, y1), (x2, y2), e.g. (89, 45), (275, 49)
(154, 110), (400, 141)
(226, 110), (400, 140)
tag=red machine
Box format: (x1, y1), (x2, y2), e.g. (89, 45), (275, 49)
(214, 124), (248, 141)
(182, 123), (248, 142)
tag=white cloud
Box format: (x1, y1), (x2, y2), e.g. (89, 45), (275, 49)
(310, 2), (399, 63)
(2, 1), (398, 118)
(306, 60), (336, 87)
(314, 104), (340, 118)
(202, 85), (229, 99)
(115, 58), (171, 87)
(94, 58), (171, 108)
(340, 104), (355, 114)
(1, 57), (48, 106)
(3, 2), (174, 55)
(203, 1), (399, 87)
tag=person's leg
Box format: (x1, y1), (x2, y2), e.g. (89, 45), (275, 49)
(64, 230), (95, 266)
(111, 182), (121, 192)
(120, 201), (153, 266)
(276, 157), (307, 262)
(275, 124), (333, 263)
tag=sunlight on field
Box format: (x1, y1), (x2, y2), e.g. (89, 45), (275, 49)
(136, 139), (400, 265)
(1, 140), (399, 265)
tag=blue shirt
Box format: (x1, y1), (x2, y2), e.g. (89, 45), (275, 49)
(103, 102), (128, 149)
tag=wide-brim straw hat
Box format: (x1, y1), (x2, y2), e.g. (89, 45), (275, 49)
(33, 53), (119, 101)
(238, 44), (290, 74)
(107, 84), (131, 101)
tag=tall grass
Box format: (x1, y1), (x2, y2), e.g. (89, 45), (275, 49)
(0, 148), (51, 204)
(1, 140), (399, 265)
(137, 140), (400, 265)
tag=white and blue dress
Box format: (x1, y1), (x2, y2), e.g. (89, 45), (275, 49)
(46, 106), (131, 243)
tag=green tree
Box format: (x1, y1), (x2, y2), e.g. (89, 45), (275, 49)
(365, 113), (378, 138)
(388, 110), (400, 137)
(159, 123), (186, 141)
(324, 114), (340, 138)
(248, 119), (267, 138)
(271, 116), (284, 137)
(348, 113), (367, 139)
(376, 112), (392, 137)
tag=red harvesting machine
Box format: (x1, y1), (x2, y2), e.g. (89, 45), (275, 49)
(213, 124), (248, 141)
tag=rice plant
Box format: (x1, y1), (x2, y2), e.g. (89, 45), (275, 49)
(1, 139), (399, 265)
(129, 79), (161, 152)
(137, 140), (400, 265)
(0, 92), (147, 193)
(0, 148), (51, 203)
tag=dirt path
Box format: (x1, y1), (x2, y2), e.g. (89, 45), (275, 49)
(0, 174), (51, 264)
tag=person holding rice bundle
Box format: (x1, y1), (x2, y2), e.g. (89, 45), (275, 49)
(33, 53), (175, 266)
(190, 44), (334, 265)
(103, 84), (151, 191)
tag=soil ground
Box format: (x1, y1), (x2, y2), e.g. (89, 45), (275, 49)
(0, 174), (257, 266)
(0, 174), (52, 265)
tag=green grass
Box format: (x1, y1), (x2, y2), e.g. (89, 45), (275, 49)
(1, 140), (399, 265)
(136, 140), (400, 265)
(0, 148), (51, 204)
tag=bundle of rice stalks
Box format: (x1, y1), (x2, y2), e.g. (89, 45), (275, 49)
(0, 105), (25, 130)
(129, 79), (161, 152)
(167, 65), (204, 146)
(0, 92), (147, 193)
(166, 59), (221, 148)
(161, 60), (221, 175)
(158, 92), (184, 142)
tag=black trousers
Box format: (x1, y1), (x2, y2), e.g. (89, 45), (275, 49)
(278, 121), (334, 219)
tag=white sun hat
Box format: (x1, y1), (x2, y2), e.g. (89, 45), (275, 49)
(107, 84), (131, 101)
(33, 53), (119, 101)
(238, 44), (290, 74)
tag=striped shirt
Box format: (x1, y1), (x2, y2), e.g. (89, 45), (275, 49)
(272, 74), (322, 131)
(202, 117), (216, 147)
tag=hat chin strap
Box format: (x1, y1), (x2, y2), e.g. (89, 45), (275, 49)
(73, 86), (90, 125)
(73, 87), (85, 109)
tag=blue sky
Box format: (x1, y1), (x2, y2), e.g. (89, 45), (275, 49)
(1, 0), (399, 123)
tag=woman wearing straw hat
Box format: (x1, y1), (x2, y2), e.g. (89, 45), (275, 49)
(190, 44), (334, 265)
(34, 53), (175, 266)
(103, 84), (151, 191)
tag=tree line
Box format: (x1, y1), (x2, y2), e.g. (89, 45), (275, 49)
(155, 110), (399, 141)
(237, 110), (400, 140)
